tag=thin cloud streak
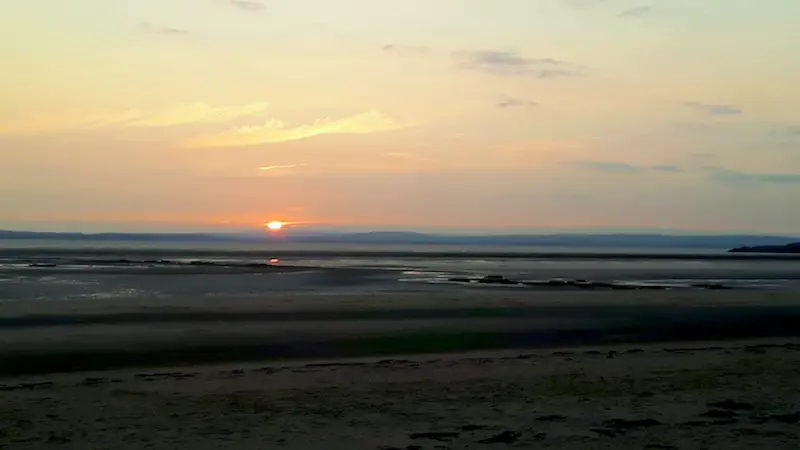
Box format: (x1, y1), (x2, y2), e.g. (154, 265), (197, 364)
(568, 161), (685, 173)
(651, 164), (684, 173)
(452, 50), (584, 78)
(618, 6), (655, 18)
(258, 164), (307, 171)
(0, 102), (269, 134)
(186, 111), (416, 148)
(497, 96), (538, 109)
(229, 0), (267, 11)
(684, 102), (743, 116)
(139, 22), (188, 35)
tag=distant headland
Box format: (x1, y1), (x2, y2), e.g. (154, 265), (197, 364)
(728, 243), (800, 254)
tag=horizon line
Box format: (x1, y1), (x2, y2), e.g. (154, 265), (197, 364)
(1, 228), (798, 238)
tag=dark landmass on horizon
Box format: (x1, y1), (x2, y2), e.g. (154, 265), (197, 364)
(729, 243), (800, 254)
(1, 229), (799, 249)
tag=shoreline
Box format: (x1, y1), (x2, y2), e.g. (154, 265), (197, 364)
(4, 336), (798, 382)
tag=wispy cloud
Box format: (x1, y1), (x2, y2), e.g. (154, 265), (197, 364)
(618, 6), (655, 18)
(258, 164), (307, 171)
(568, 161), (685, 173)
(497, 96), (538, 109)
(229, 0), (267, 11)
(256, 164), (307, 176)
(684, 102), (743, 116)
(651, 164), (685, 173)
(139, 23), (188, 35)
(186, 111), (414, 148)
(711, 169), (800, 185)
(0, 102), (269, 135)
(452, 50), (584, 78)
(382, 44), (431, 55)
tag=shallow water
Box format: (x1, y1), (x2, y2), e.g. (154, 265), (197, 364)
(1, 241), (799, 302)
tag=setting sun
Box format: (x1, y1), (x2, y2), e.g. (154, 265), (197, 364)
(266, 221), (284, 231)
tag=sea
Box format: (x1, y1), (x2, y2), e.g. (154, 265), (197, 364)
(2, 239), (799, 302)
(3, 239), (800, 374)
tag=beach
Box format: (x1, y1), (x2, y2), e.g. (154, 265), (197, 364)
(2, 290), (800, 449)
(1, 337), (798, 449)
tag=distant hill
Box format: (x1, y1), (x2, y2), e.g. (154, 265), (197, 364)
(0, 230), (252, 242)
(728, 243), (800, 254)
(290, 232), (799, 249)
(2, 229), (799, 249)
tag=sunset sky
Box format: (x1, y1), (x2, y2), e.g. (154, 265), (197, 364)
(2, 0), (799, 234)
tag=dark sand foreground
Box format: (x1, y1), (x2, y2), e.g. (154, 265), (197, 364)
(2, 340), (799, 449)
(2, 292), (799, 449)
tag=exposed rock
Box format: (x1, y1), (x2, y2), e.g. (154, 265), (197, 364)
(79, 378), (109, 387)
(376, 359), (413, 365)
(536, 415), (567, 422)
(604, 418), (662, 429)
(752, 412), (800, 424)
(679, 420), (710, 427)
(733, 428), (786, 437)
(448, 277), (472, 283)
(744, 346), (766, 354)
(134, 372), (198, 380)
(46, 435), (71, 444)
(477, 431), (521, 444)
(0, 382), (54, 392)
(707, 400), (755, 411)
(408, 432), (459, 441)
(699, 410), (738, 419)
(591, 428), (618, 437)
(477, 275), (518, 285)
(692, 283), (731, 290)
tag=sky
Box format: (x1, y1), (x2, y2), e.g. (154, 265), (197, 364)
(1, 0), (799, 234)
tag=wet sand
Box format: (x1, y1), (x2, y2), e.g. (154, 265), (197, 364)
(1, 292), (800, 449)
(2, 291), (800, 375)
